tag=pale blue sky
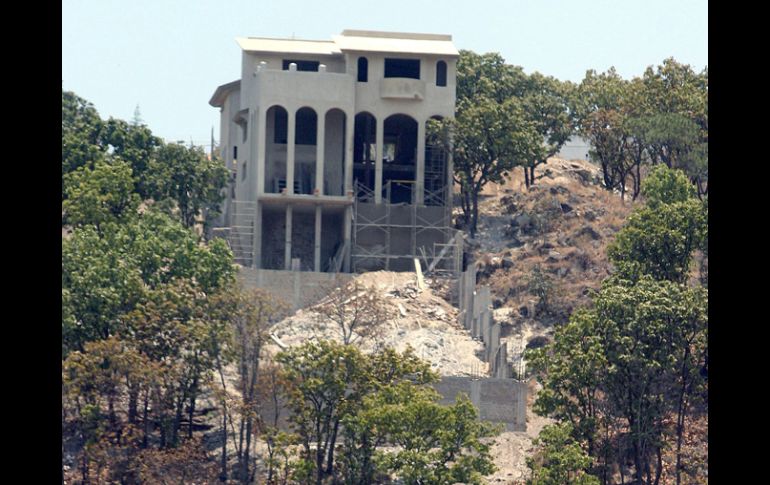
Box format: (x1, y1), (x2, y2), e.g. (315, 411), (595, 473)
(62, 0), (707, 152)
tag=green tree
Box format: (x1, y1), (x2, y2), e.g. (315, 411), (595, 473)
(62, 209), (234, 355)
(608, 167), (706, 283)
(530, 276), (707, 485)
(62, 158), (140, 230)
(640, 164), (697, 208)
(520, 73), (576, 188)
(277, 342), (438, 485)
(527, 423), (600, 485)
(62, 90), (106, 196)
(372, 389), (498, 485)
(434, 96), (540, 237)
(100, 118), (162, 199)
(148, 142), (228, 228)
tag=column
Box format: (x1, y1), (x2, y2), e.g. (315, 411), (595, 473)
(375, 115), (383, 203)
(416, 119), (426, 205)
(252, 203), (262, 269)
(286, 109), (296, 195)
(284, 205), (292, 270)
(343, 205), (352, 272)
(344, 111), (354, 195)
(255, 108), (266, 196)
(314, 205), (322, 272)
(316, 110), (326, 195)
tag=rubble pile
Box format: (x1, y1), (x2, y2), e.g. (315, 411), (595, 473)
(268, 271), (488, 377)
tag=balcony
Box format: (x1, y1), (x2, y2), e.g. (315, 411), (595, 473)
(253, 68), (355, 107)
(379, 78), (426, 100)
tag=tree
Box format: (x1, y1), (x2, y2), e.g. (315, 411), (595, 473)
(63, 158), (140, 230)
(527, 423), (600, 485)
(314, 277), (393, 346)
(520, 73), (575, 188)
(276, 342), (439, 485)
(371, 389), (498, 485)
(529, 276), (707, 485)
(607, 167), (706, 283)
(62, 209), (235, 355)
(434, 96), (540, 237)
(100, 118), (162, 199)
(62, 90), (106, 197)
(147, 142), (228, 228)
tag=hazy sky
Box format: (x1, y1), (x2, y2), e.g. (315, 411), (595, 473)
(62, 0), (707, 151)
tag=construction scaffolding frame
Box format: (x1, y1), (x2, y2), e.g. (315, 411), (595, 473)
(211, 200), (256, 267)
(352, 180), (460, 275)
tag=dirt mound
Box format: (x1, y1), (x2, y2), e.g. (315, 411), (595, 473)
(267, 271), (487, 377)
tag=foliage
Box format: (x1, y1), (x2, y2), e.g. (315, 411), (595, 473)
(607, 199), (706, 283)
(370, 389), (498, 485)
(641, 164), (697, 208)
(527, 264), (555, 314)
(148, 142), (229, 228)
(62, 209), (234, 355)
(62, 90), (106, 195)
(276, 341), (497, 484)
(526, 423), (600, 485)
(100, 117), (163, 199)
(63, 158), (140, 229)
(529, 276), (707, 484)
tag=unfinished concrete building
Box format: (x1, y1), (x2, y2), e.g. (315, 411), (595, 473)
(210, 30), (461, 277)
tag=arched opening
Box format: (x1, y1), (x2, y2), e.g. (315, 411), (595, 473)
(383, 114), (418, 204)
(357, 57), (368, 82)
(353, 112), (377, 199)
(436, 61), (447, 87)
(265, 105), (288, 193)
(324, 109), (346, 196)
(425, 115), (448, 206)
(294, 107), (317, 194)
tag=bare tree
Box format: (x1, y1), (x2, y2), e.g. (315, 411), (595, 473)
(314, 277), (393, 346)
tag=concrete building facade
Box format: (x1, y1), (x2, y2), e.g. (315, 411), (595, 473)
(210, 30), (460, 274)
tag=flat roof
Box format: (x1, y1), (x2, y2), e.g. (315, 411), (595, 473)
(236, 37), (342, 55)
(235, 30), (458, 57)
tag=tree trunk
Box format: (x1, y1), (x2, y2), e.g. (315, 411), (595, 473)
(523, 166), (530, 189)
(529, 165), (536, 187)
(325, 419), (340, 475)
(470, 189), (479, 238)
(142, 392), (150, 448)
(128, 385), (138, 425)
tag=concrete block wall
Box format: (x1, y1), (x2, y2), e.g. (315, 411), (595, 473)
(457, 263), (512, 379)
(237, 267), (352, 311)
(260, 375), (527, 434)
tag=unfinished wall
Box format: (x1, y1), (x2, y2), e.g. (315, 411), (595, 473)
(261, 209), (286, 269)
(238, 267), (352, 311)
(457, 262), (512, 379)
(290, 211), (316, 271)
(260, 375), (526, 433)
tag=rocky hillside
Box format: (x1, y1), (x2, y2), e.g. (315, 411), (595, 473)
(466, 158), (633, 360)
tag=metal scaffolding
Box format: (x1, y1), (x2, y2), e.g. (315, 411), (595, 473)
(352, 180), (460, 275)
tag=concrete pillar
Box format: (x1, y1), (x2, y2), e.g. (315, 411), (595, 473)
(287, 109), (296, 195)
(343, 205), (352, 272)
(252, 203), (262, 269)
(416, 119), (426, 205)
(314, 205), (322, 272)
(316, 110), (325, 194)
(344, 112), (354, 195)
(284, 205), (293, 270)
(375, 115), (383, 203)
(256, 108), (267, 196)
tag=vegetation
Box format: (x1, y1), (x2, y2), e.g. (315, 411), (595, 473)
(528, 166), (707, 484)
(63, 48), (708, 483)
